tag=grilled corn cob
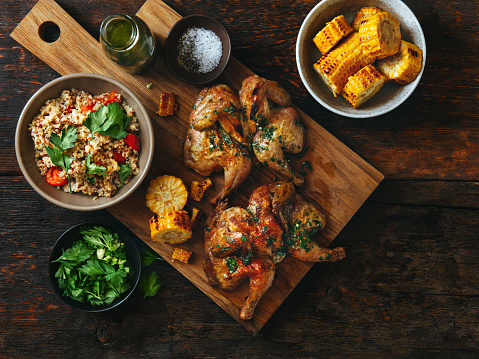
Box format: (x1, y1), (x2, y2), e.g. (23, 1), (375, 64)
(313, 32), (372, 96)
(190, 178), (213, 201)
(190, 207), (202, 228)
(376, 40), (423, 84)
(359, 11), (401, 60)
(171, 247), (192, 263)
(351, 7), (384, 31)
(149, 211), (192, 244)
(157, 92), (178, 116)
(341, 64), (386, 108)
(313, 15), (353, 55)
(146, 175), (188, 214)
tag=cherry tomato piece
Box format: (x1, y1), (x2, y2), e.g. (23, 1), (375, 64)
(113, 151), (126, 164)
(124, 133), (140, 152)
(46, 166), (68, 186)
(81, 104), (95, 112)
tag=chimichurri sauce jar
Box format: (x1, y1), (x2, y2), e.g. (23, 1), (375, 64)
(100, 14), (159, 74)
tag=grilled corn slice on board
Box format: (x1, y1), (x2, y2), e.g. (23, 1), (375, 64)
(146, 175), (188, 214)
(313, 15), (353, 55)
(376, 40), (423, 84)
(341, 64), (386, 108)
(149, 210), (193, 244)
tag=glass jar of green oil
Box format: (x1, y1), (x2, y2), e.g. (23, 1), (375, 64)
(100, 14), (158, 74)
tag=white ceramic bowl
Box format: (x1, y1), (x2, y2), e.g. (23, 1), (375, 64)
(296, 0), (426, 118)
(15, 73), (154, 211)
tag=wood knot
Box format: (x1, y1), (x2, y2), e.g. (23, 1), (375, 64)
(327, 285), (343, 302)
(96, 324), (112, 344)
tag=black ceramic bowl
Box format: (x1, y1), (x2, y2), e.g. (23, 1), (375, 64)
(165, 14), (231, 85)
(49, 222), (141, 312)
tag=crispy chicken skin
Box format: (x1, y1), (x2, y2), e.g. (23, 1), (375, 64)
(184, 84), (253, 203)
(204, 182), (345, 320)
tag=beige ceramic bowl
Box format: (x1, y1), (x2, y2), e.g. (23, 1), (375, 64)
(296, 0), (426, 118)
(15, 73), (154, 211)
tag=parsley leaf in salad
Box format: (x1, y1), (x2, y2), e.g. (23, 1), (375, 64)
(118, 163), (132, 187)
(83, 102), (132, 140)
(85, 154), (107, 184)
(44, 125), (77, 192)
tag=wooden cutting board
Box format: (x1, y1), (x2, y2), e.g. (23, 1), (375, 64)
(11, 0), (383, 333)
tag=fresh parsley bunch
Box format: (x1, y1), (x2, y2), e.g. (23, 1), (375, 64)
(53, 226), (131, 306)
(44, 125), (77, 192)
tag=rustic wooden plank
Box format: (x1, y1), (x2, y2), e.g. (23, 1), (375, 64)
(1, 178), (479, 357)
(10, 0), (382, 333)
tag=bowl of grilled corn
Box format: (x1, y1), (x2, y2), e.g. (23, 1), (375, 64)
(296, 0), (426, 118)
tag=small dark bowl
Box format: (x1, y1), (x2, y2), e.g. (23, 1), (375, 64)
(165, 14), (231, 85)
(49, 222), (141, 312)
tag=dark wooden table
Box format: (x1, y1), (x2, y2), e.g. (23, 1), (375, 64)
(2, 0), (478, 357)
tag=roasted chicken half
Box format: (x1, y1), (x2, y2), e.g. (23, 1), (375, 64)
(184, 85), (253, 203)
(204, 181), (345, 320)
(252, 106), (305, 186)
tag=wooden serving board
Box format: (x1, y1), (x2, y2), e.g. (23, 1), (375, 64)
(11, 0), (383, 333)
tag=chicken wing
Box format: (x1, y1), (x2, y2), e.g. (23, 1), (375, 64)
(239, 75), (291, 136)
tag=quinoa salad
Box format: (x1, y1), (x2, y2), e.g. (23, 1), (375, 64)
(29, 88), (140, 199)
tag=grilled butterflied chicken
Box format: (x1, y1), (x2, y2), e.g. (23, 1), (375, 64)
(203, 181), (345, 320)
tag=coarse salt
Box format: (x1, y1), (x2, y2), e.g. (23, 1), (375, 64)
(177, 27), (223, 74)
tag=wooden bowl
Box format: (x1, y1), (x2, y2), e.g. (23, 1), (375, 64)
(164, 14), (231, 85)
(296, 0), (426, 118)
(15, 73), (154, 211)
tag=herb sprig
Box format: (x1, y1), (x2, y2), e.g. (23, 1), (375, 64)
(44, 125), (77, 192)
(83, 102), (131, 140)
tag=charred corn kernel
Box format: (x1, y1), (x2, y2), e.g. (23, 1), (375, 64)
(313, 15), (353, 55)
(149, 211), (192, 244)
(359, 12), (401, 60)
(376, 40), (423, 84)
(189, 178), (213, 201)
(146, 175), (188, 214)
(190, 207), (202, 228)
(171, 247), (192, 263)
(157, 92), (178, 116)
(341, 65), (386, 108)
(313, 32), (372, 97)
(351, 7), (384, 31)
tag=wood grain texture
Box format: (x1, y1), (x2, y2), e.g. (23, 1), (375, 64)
(2, 0), (479, 357)
(10, 0), (381, 332)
